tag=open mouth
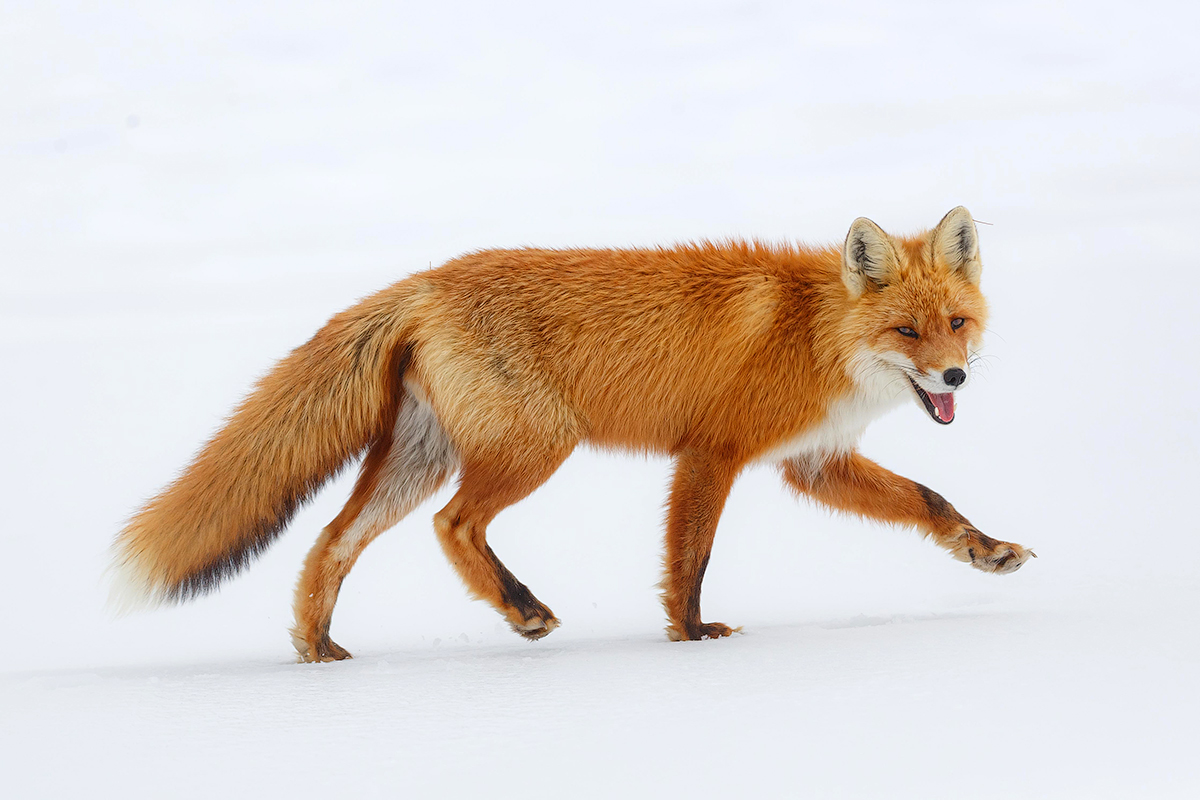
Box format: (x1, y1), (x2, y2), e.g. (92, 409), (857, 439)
(908, 377), (955, 425)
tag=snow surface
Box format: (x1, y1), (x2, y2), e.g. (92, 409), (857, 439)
(3, 1), (1199, 797)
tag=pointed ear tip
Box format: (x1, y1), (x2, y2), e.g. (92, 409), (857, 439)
(847, 216), (880, 234)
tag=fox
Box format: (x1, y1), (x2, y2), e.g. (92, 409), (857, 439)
(110, 206), (1034, 662)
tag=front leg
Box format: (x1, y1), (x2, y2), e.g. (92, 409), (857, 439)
(781, 452), (1034, 574)
(661, 450), (743, 641)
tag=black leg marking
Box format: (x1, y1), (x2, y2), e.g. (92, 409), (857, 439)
(683, 553), (710, 638)
(485, 545), (548, 623)
(916, 483), (969, 525)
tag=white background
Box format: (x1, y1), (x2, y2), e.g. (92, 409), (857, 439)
(2, 1), (1198, 797)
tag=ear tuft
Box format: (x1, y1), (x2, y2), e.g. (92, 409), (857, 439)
(842, 217), (898, 298)
(932, 206), (982, 285)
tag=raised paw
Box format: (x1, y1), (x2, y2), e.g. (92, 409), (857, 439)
(952, 528), (1036, 575)
(510, 614), (561, 641)
(666, 621), (743, 642)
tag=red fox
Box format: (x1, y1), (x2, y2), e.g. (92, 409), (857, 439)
(111, 207), (1034, 661)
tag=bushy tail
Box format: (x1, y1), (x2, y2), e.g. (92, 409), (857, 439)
(110, 285), (415, 611)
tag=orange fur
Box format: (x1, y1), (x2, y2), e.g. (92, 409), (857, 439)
(111, 207), (1033, 661)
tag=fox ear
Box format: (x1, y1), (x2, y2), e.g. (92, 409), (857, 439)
(842, 217), (899, 298)
(932, 206), (982, 285)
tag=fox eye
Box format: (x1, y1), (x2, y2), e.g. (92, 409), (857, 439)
(951, 317), (966, 330)
(896, 326), (919, 339)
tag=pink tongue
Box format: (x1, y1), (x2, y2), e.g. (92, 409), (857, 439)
(929, 392), (955, 421)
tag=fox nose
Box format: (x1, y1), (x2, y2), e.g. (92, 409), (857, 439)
(943, 368), (967, 388)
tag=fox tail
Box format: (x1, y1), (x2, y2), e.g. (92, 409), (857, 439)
(109, 287), (414, 611)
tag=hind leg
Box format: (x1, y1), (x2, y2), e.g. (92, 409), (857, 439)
(292, 396), (457, 662)
(434, 443), (574, 640)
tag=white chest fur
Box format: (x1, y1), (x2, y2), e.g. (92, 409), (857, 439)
(758, 354), (908, 464)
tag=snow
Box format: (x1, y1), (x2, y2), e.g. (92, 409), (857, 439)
(11, 584), (1199, 798)
(3, 1), (1199, 797)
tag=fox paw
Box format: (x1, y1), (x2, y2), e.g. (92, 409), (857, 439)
(291, 630), (353, 663)
(666, 621), (743, 641)
(510, 614), (561, 641)
(953, 529), (1036, 574)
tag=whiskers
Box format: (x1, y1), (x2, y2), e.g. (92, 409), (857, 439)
(967, 350), (998, 383)
(858, 358), (913, 392)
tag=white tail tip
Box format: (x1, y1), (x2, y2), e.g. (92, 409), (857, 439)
(104, 547), (166, 616)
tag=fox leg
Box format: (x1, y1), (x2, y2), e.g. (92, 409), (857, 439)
(433, 445), (574, 640)
(662, 450), (742, 641)
(292, 395), (457, 663)
(781, 452), (1034, 573)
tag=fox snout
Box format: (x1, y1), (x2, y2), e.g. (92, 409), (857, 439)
(912, 364), (969, 394)
(907, 365), (970, 425)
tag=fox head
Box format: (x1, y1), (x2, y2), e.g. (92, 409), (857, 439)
(841, 206), (989, 424)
